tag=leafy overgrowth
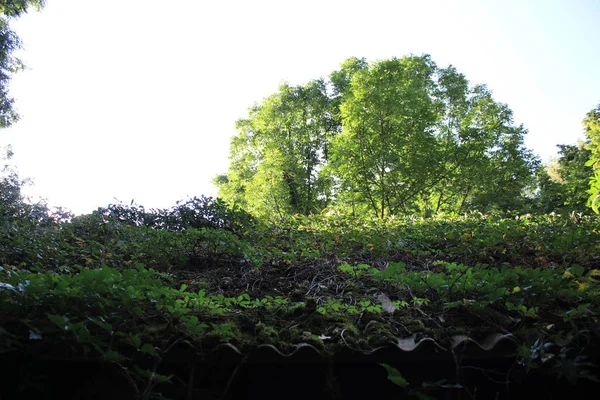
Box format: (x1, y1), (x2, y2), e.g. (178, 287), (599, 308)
(1, 198), (599, 398)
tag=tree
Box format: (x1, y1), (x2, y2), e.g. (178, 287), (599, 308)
(584, 104), (600, 212)
(415, 67), (538, 215)
(215, 80), (336, 219)
(0, 0), (45, 128)
(0, 0), (44, 17)
(1, 144), (24, 209)
(329, 55), (440, 218)
(218, 55), (539, 220)
(329, 56), (538, 218)
(536, 143), (592, 214)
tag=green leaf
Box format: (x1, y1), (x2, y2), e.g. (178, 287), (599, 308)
(380, 363), (409, 388)
(568, 265), (585, 277)
(104, 350), (126, 362)
(47, 313), (69, 331)
(140, 343), (160, 358)
(131, 334), (142, 349)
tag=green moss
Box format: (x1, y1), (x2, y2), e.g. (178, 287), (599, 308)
(363, 320), (398, 346)
(254, 323), (280, 345)
(302, 333), (326, 350)
(446, 325), (468, 336)
(406, 319), (425, 332)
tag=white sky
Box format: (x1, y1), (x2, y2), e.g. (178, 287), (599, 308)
(2, 0), (599, 215)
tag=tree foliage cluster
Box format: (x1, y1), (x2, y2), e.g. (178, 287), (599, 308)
(535, 142), (593, 214)
(0, 0), (44, 127)
(532, 104), (600, 215)
(216, 55), (543, 219)
(584, 105), (600, 212)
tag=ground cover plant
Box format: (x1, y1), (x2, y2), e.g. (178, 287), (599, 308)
(1, 195), (599, 398)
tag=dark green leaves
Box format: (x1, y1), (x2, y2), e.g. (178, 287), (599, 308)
(379, 363), (409, 388)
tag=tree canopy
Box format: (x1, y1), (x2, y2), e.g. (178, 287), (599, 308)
(584, 104), (600, 212)
(216, 55), (539, 219)
(0, 0), (44, 128)
(535, 142), (593, 214)
(214, 79), (337, 218)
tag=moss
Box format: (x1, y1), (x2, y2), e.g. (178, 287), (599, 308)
(406, 319), (425, 332)
(340, 321), (360, 337)
(254, 323), (280, 345)
(329, 322), (362, 348)
(363, 320), (398, 346)
(302, 333), (326, 350)
(446, 325), (468, 336)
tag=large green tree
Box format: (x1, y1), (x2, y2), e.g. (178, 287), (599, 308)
(215, 80), (336, 218)
(1, 0), (45, 214)
(328, 55), (440, 218)
(218, 55), (539, 220)
(584, 104), (600, 212)
(329, 56), (538, 218)
(430, 67), (539, 214)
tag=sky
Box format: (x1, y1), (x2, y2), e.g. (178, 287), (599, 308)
(1, 0), (599, 215)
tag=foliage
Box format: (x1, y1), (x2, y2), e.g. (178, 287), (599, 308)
(2, 10), (598, 396)
(338, 259), (599, 318)
(72, 196), (254, 233)
(380, 363), (409, 389)
(251, 211), (600, 267)
(0, 0), (45, 128)
(0, 264), (287, 397)
(218, 55), (539, 220)
(1, 147), (73, 268)
(215, 80), (336, 219)
(329, 55), (439, 218)
(1, 192), (599, 397)
(0, 0), (45, 17)
(536, 142), (593, 214)
(584, 104), (600, 212)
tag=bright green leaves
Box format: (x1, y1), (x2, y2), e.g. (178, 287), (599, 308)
(244, 148), (294, 219)
(217, 79), (335, 219)
(583, 105), (600, 213)
(536, 143), (593, 214)
(336, 257), (598, 320)
(331, 55), (439, 218)
(218, 54), (539, 220)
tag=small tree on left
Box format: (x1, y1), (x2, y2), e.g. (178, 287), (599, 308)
(0, 0), (45, 128)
